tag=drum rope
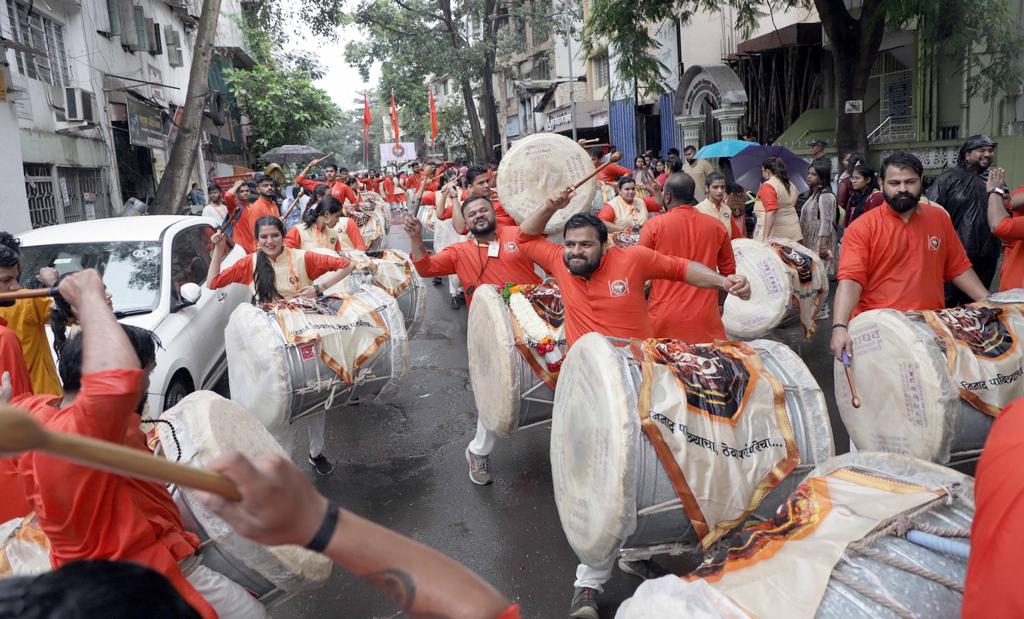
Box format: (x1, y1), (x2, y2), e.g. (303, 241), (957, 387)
(139, 419), (182, 462)
(846, 542), (965, 593)
(830, 569), (916, 619)
(897, 517), (971, 539)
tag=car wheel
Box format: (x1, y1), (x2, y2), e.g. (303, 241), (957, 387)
(163, 376), (193, 410)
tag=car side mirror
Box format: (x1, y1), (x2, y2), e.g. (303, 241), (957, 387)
(180, 283), (202, 305)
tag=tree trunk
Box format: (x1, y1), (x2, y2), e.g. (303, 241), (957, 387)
(480, 56), (500, 161)
(152, 0), (222, 214)
(458, 77), (488, 161)
(815, 0), (887, 157)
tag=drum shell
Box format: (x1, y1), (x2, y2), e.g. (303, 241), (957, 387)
(416, 204), (436, 246)
(329, 249), (425, 339)
(551, 334), (834, 567)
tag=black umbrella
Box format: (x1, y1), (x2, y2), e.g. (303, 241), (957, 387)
(731, 144), (810, 194)
(262, 145), (327, 165)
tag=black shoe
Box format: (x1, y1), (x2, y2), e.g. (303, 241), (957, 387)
(308, 453), (334, 476)
(617, 558), (665, 580)
(568, 587), (599, 619)
(432, 277), (443, 286)
(450, 295), (461, 309)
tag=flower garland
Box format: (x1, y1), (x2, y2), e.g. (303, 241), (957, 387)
(500, 283), (565, 374)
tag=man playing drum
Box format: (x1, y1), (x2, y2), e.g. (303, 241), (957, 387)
(208, 216), (354, 476)
(295, 157), (359, 208)
(831, 152), (990, 361)
(8, 270), (269, 619)
(440, 164), (517, 232)
(640, 172), (739, 343)
(403, 196), (542, 485)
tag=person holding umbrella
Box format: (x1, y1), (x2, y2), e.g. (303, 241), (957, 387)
(754, 157), (803, 242)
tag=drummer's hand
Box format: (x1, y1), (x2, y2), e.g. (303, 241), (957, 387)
(295, 285), (317, 299)
(723, 274), (750, 300)
(546, 186), (575, 211)
(37, 266), (59, 287)
(58, 269), (108, 313)
(403, 213), (423, 238)
(0, 372), (11, 404)
(197, 452), (329, 548)
(831, 327), (853, 362)
(210, 231), (227, 251)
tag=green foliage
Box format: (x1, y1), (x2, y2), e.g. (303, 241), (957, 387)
(433, 100), (473, 157)
(307, 100), (387, 171)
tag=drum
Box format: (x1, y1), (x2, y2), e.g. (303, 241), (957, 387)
(467, 284), (565, 438)
(834, 299), (1024, 464)
(614, 452), (973, 619)
(551, 334), (834, 567)
(496, 133), (597, 235)
(157, 392), (333, 605)
(432, 217), (467, 292)
(328, 249), (426, 339)
(416, 203), (436, 247)
(357, 206), (389, 252)
(224, 287), (409, 434)
(0, 514), (50, 578)
(723, 238), (828, 339)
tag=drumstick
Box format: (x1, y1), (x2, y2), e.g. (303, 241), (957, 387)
(0, 407), (241, 501)
(0, 287), (59, 301)
(840, 350), (861, 408)
(579, 138), (600, 145)
(280, 188), (307, 221)
(572, 152), (624, 191)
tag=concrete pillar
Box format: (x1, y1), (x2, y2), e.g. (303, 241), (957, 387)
(676, 114), (703, 148)
(712, 107), (745, 141)
(0, 102), (32, 233)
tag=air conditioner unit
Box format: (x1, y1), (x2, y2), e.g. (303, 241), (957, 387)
(64, 87), (97, 123)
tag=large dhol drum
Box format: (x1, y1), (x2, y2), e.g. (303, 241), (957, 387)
(615, 452), (973, 619)
(836, 295), (1024, 463)
(225, 287), (408, 434)
(416, 203), (436, 247)
(327, 248), (426, 339)
(467, 283), (565, 438)
(552, 334), (833, 566)
(157, 392), (332, 604)
(432, 215), (467, 291)
(496, 133), (597, 236)
(355, 203), (390, 252)
(723, 238), (828, 339)
(0, 514), (50, 578)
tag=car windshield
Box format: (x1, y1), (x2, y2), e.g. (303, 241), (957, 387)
(18, 241), (162, 316)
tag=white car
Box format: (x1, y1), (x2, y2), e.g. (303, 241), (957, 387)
(17, 216), (250, 415)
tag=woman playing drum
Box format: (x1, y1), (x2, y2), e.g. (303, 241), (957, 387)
(284, 195), (366, 253)
(207, 216), (353, 304)
(596, 175), (662, 234)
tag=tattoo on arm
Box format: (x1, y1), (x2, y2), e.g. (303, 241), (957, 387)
(364, 568), (451, 619)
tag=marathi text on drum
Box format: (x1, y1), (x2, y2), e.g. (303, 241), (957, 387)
(287, 318), (380, 338)
(960, 365), (1024, 392)
(649, 412), (785, 459)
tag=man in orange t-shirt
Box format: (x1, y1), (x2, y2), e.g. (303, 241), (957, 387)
(0, 242), (34, 523)
(831, 152), (988, 361)
(640, 172), (740, 343)
(12, 270), (268, 619)
(224, 177), (281, 253)
(295, 159), (359, 207)
(984, 168), (1024, 291)
(439, 165), (517, 232)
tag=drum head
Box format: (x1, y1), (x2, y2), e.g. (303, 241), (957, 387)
(836, 310), (959, 463)
(989, 288), (1024, 303)
(723, 239), (793, 339)
(158, 392), (332, 591)
(225, 303), (291, 433)
(496, 133), (596, 236)
(467, 285), (521, 437)
(551, 333), (641, 566)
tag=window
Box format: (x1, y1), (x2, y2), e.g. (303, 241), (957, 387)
(132, 5), (150, 51)
(171, 226), (213, 299)
(104, 0), (120, 35)
(593, 52), (610, 89)
(535, 55), (550, 80)
(5, 0), (71, 86)
(165, 25), (183, 67)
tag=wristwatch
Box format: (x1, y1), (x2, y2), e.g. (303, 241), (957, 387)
(989, 187), (1007, 196)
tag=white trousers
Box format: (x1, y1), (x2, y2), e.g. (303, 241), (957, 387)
(278, 412), (326, 459)
(448, 277), (463, 296)
(574, 557), (615, 592)
(186, 563), (271, 619)
(468, 420), (495, 456)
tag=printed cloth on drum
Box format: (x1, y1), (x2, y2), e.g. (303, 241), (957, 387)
(634, 339), (799, 547)
(769, 239), (828, 338)
(611, 227), (642, 249)
(0, 514), (50, 578)
(686, 467), (945, 619)
(272, 296), (389, 385)
(500, 279), (567, 388)
(920, 302), (1024, 416)
(346, 250), (415, 298)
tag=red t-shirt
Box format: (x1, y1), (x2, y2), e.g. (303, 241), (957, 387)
(411, 226), (541, 304)
(596, 162), (632, 184)
(994, 213), (1024, 292)
(516, 232), (690, 347)
(210, 250), (349, 290)
(295, 175), (360, 206)
(837, 201), (972, 316)
(963, 398), (1024, 616)
(597, 196), (659, 223)
(639, 205), (735, 343)
(0, 318), (32, 400)
(15, 369), (216, 618)
(222, 195), (280, 254)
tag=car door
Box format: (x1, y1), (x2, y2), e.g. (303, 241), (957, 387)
(171, 223), (230, 389)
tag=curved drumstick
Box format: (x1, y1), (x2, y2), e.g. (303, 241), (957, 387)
(0, 287), (60, 301)
(840, 350), (861, 408)
(0, 406), (241, 501)
(572, 152), (624, 191)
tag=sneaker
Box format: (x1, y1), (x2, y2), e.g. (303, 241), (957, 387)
(432, 277), (443, 286)
(617, 558), (664, 580)
(465, 447), (492, 485)
(450, 295), (462, 310)
(816, 304), (831, 320)
(308, 453), (334, 476)
(568, 587), (599, 619)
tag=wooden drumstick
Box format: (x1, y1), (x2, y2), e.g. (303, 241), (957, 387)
(0, 407), (241, 501)
(578, 138), (600, 145)
(279, 188), (307, 221)
(572, 152), (624, 191)
(840, 350), (861, 408)
(0, 287), (59, 301)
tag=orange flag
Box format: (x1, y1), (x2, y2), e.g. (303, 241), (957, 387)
(429, 89), (439, 143)
(390, 92), (400, 145)
(363, 93), (372, 159)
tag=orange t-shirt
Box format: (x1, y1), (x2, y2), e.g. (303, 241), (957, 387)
(730, 215), (746, 239)
(15, 369), (215, 619)
(963, 398), (1024, 616)
(994, 213), (1024, 292)
(210, 250), (349, 290)
(596, 162), (632, 184)
(639, 205), (735, 343)
(225, 196), (281, 254)
(757, 183), (779, 212)
(295, 175), (359, 206)
(516, 233), (690, 347)
(0, 319), (32, 400)
(597, 196), (660, 223)
(411, 226), (541, 304)
(437, 192), (516, 230)
(403, 173), (424, 191)
(837, 202), (972, 316)
(284, 221), (365, 253)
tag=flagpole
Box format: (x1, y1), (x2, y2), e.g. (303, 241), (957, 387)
(363, 90), (369, 170)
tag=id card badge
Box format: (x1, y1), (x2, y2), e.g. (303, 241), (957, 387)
(487, 241), (500, 258)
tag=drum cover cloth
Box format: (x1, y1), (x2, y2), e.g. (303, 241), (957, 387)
(635, 339), (800, 547)
(157, 391), (332, 592)
(723, 239), (794, 339)
(0, 514), (50, 577)
(768, 238), (828, 338)
(327, 248), (425, 339)
(496, 133), (596, 236)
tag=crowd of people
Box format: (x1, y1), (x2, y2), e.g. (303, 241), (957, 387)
(0, 130), (1022, 618)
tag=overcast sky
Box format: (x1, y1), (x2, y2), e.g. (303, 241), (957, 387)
(284, 21), (381, 111)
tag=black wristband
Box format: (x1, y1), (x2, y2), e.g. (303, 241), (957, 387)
(305, 501), (339, 552)
(832, 323), (848, 330)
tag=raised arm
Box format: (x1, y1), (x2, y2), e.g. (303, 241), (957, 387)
(59, 270), (138, 373)
(987, 168), (1010, 232)
(519, 187), (574, 235)
(206, 230), (230, 288)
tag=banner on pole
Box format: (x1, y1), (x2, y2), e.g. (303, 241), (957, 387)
(379, 142), (418, 163)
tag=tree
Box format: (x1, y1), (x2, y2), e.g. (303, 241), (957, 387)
(585, 0), (1024, 155)
(307, 97), (388, 170)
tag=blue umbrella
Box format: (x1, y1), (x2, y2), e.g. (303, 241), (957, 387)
(730, 144), (810, 194)
(694, 139), (757, 159)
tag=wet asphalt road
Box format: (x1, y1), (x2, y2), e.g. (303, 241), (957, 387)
(266, 227), (849, 619)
